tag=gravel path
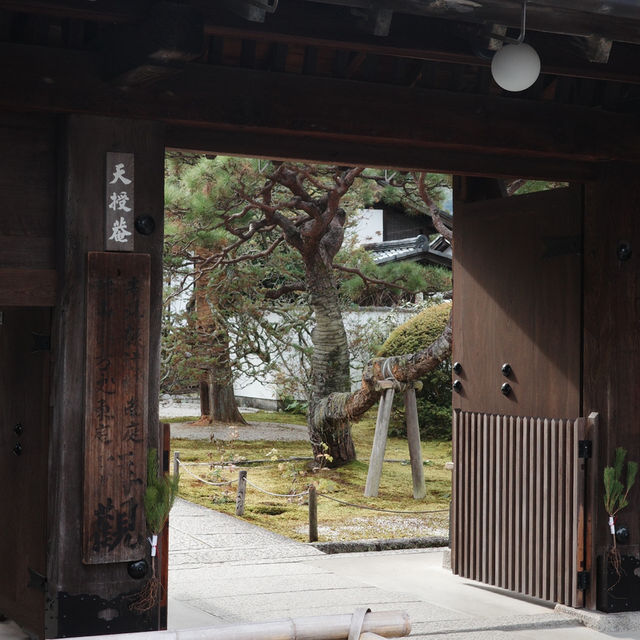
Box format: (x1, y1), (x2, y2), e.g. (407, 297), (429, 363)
(160, 395), (309, 441)
(169, 420), (309, 441)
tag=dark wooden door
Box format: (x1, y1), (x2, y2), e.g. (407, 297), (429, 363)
(0, 308), (50, 637)
(451, 182), (587, 606)
(452, 184), (582, 418)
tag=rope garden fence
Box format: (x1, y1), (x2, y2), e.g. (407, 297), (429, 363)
(174, 453), (449, 543)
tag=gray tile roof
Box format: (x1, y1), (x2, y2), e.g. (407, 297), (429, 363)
(364, 234), (452, 268)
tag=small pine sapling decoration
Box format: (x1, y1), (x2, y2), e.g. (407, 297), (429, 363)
(130, 448), (179, 613)
(603, 447), (638, 580)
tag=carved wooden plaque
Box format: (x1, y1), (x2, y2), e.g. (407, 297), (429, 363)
(83, 251), (150, 564)
(105, 152), (135, 252)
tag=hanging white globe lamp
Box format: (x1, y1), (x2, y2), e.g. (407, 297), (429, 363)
(490, 0), (541, 92)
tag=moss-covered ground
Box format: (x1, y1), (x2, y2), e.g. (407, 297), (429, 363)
(166, 410), (452, 543)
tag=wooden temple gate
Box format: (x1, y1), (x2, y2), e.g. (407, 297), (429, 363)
(1, 1), (640, 637)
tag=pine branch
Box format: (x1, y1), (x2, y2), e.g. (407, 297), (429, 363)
(332, 263), (414, 295)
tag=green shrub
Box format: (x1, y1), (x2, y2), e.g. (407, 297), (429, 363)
(378, 301), (452, 440)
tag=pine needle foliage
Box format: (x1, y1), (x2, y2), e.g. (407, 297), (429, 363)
(603, 447), (638, 581)
(604, 447), (638, 517)
(144, 448), (179, 534)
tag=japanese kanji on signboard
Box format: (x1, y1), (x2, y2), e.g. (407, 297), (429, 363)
(105, 152), (135, 251)
(83, 252), (150, 564)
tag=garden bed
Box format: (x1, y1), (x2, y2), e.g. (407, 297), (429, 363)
(166, 410), (452, 543)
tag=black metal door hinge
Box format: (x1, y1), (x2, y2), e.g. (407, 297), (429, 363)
(577, 571), (590, 591)
(578, 440), (592, 459)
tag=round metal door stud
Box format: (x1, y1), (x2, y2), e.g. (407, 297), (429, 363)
(453, 379), (462, 393)
(135, 215), (156, 236)
(501, 363), (512, 377)
(501, 383), (512, 396)
(127, 559), (148, 580)
(617, 242), (632, 261)
(615, 526), (630, 545)
(453, 362), (462, 374)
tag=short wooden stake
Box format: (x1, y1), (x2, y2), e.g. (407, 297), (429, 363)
(236, 469), (247, 516)
(309, 484), (318, 542)
(404, 387), (426, 500)
(364, 387), (395, 497)
(173, 451), (180, 479)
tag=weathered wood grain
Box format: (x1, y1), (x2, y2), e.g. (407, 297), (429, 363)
(0, 308), (51, 638)
(584, 164), (640, 563)
(0, 268), (56, 306)
(364, 388), (394, 498)
(403, 388), (426, 500)
(83, 251), (150, 564)
(48, 116), (164, 629)
(452, 182), (582, 419)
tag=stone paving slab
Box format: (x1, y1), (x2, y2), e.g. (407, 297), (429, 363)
(166, 498), (640, 640)
(170, 572), (368, 600)
(170, 559), (326, 579)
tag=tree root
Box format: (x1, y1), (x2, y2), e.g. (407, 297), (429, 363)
(129, 576), (162, 613)
(607, 537), (624, 591)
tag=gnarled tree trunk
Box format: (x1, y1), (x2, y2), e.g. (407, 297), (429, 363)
(306, 255), (356, 467)
(193, 258), (247, 426)
(311, 315), (453, 455)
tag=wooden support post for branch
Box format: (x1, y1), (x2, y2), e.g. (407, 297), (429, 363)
(173, 451), (180, 479)
(236, 469), (247, 516)
(365, 387), (395, 497)
(404, 387), (426, 500)
(309, 483), (318, 543)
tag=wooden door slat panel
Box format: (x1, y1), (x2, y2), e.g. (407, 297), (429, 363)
(452, 411), (586, 607)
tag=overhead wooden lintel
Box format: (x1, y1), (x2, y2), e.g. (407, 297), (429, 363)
(165, 125), (600, 182)
(0, 42), (637, 166)
(154, 64), (640, 164)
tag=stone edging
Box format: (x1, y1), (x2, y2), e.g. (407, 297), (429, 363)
(310, 536), (449, 554)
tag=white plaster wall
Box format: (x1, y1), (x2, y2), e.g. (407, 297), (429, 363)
(232, 307), (418, 404)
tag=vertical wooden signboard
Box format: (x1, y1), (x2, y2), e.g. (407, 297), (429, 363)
(105, 152), (135, 252)
(83, 251), (150, 564)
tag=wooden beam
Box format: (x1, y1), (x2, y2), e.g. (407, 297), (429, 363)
(1, 43), (638, 167)
(200, 18), (640, 85)
(4, 0), (640, 45)
(48, 116), (165, 632)
(3, 2), (640, 83)
(0, 268), (56, 306)
(0, 0), (140, 23)
(0, 236), (55, 270)
(166, 126), (599, 181)
(294, 0), (640, 44)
